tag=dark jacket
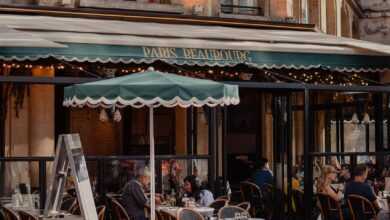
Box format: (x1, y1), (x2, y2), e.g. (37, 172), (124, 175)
(121, 179), (148, 219)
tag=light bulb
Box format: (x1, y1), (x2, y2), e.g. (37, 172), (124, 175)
(113, 109), (122, 122)
(99, 109), (109, 122)
(351, 113), (359, 124)
(363, 113), (370, 124)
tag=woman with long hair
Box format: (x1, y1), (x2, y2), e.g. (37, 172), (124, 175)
(317, 165), (342, 202)
(182, 175), (214, 206)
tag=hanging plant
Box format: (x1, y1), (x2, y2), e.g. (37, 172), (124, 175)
(10, 84), (28, 118)
(0, 65), (30, 118)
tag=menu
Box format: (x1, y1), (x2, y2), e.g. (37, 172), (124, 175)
(44, 134), (98, 220)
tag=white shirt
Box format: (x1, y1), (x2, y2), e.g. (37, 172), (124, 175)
(198, 190), (214, 207)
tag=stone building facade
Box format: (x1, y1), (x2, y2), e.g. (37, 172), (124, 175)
(0, 0), (384, 188)
(0, 0), (366, 163)
(358, 0), (390, 45)
(0, 0), (362, 39)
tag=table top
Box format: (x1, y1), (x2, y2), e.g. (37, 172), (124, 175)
(158, 206), (214, 217)
(40, 215), (83, 220)
(3, 206), (84, 220)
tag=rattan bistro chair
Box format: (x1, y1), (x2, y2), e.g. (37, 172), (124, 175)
(177, 208), (204, 220)
(160, 210), (177, 220)
(208, 199), (228, 215)
(317, 192), (344, 220)
(347, 194), (378, 220)
(236, 202), (251, 212)
(61, 197), (77, 212)
(240, 181), (263, 217)
(1, 206), (20, 220)
(97, 205), (106, 220)
(159, 209), (177, 220)
(110, 198), (131, 220)
(218, 206), (251, 219)
(17, 210), (38, 220)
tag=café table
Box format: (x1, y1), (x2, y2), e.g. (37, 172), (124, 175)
(377, 195), (389, 220)
(157, 206), (214, 218)
(3, 204), (83, 220)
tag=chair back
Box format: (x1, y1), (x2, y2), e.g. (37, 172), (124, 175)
(240, 181), (262, 202)
(259, 183), (275, 219)
(159, 209), (176, 220)
(97, 205), (106, 220)
(1, 207), (20, 220)
(240, 181), (263, 217)
(69, 201), (80, 215)
(316, 192), (343, 220)
(144, 205), (163, 220)
(218, 206), (251, 219)
(347, 194), (378, 220)
(110, 198), (131, 220)
(215, 196), (228, 200)
(177, 208), (204, 220)
(236, 202), (251, 211)
(61, 197), (77, 212)
(208, 199), (228, 215)
(18, 210), (38, 220)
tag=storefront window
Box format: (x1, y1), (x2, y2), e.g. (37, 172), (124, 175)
(161, 159), (188, 194)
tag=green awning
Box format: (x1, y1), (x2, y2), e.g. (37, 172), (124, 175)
(1, 43), (390, 72)
(63, 69), (240, 108)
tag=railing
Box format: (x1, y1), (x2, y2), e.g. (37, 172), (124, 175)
(0, 155), (211, 209)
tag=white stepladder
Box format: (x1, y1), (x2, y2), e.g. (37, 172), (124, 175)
(44, 134), (98, 220)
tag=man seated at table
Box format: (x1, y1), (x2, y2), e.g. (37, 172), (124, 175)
(345, 164), (380, 211)
(251, 158), (273, 187)
(122, 166), (160, 220)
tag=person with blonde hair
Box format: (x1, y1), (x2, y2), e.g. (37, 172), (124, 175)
(317, 165), (342, 202)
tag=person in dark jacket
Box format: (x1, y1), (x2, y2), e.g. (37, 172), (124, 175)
(251, 158), (273, 187)
(122, 167), (150, 220)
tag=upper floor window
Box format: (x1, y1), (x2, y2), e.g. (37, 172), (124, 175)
(220, 0), (267, 17)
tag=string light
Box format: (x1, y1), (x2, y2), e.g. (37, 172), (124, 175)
(0, 62), (379, 84)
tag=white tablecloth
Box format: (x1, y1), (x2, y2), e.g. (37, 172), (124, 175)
(158, 206), (214, 217)
(378, 198), (389, 211)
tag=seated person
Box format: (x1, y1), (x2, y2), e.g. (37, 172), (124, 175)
(345, 164), (380, 211)
(338, 164), (351, 183)
(183, 175), (214, 206)
(317, 165), (342, 202)
(122, 167), (157, 220)
(251, 158), (273, 187)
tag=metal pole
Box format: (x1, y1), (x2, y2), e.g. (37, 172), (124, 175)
(303, 89), (313, 220)
(340, 108), (345, 163)
(287, 94), (293, 218)
(222, 107), (228, 184)
(187, 107), (194, 155)
(39, 160), (47, 209)
(149, 107), (156, 220)
(374, 93), (384, 152)
(208, 108), (216, 192)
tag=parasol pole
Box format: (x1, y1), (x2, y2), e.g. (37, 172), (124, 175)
(149, 106), (156, 220)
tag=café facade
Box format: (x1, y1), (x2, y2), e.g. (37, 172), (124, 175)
(0, 7), (390, 218)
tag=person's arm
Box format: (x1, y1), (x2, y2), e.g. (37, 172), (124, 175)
(133, 183), (148, 208)
(325, 186), (341, 202)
